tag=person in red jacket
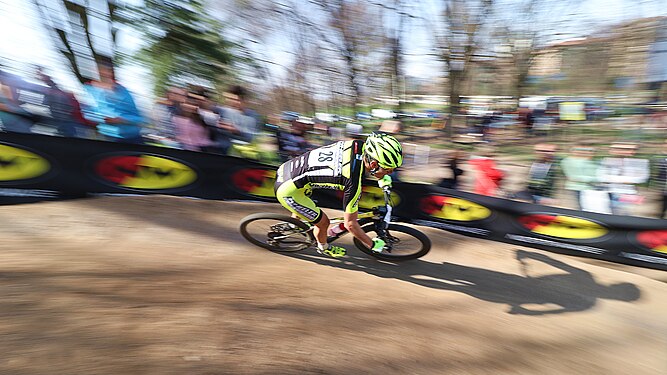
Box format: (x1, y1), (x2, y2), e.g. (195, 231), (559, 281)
(469, 147), (504, 196)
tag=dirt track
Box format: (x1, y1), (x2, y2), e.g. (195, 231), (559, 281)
(0, 196), (665, 375)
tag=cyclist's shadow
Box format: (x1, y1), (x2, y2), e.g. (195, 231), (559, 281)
(283, 248), (641, 315)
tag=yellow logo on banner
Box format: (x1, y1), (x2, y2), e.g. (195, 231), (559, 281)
(420, 195), (492, 221)
(0, 144), (50, 181)
(95, 155), (197, 190)
(358, 186), (401, 209)
(518, 214), (608, 239)
(232, 169), (276, 198)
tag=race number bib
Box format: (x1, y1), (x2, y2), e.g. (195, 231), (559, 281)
(307, 143), (343, 175)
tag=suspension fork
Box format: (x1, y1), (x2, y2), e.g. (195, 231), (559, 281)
(376, 186), (395, 248)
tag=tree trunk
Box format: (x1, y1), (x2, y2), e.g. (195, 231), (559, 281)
(392, 36), (404, 113)
(446, 70), (463, 140)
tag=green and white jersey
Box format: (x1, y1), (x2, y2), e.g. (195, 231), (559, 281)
(276, 140), (365, 213)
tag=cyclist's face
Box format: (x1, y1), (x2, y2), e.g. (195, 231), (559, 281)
(372, 164), (394, 178)
(365, 158), (394, 178)
(381, 166), (395, 176)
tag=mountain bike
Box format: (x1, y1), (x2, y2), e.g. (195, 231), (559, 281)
(239, 186), (431, 261)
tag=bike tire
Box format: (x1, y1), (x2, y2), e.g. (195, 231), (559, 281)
(239, 213), (314, 252)
(353, 223), (431, 261)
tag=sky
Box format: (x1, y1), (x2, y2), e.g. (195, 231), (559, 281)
(1, 0), (666, 109)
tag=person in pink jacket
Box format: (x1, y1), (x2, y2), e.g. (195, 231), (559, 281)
(173, 101), (214, 152)
(469, 147), (504, 196)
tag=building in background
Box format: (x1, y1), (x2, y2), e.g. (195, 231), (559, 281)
(528, 16), (667, 96)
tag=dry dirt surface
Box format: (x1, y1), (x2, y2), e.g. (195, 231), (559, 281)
(0, 196), (665, 375)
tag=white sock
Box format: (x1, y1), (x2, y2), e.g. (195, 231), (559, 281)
(317, 242), (329, 251)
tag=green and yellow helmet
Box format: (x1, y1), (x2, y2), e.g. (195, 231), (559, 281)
(364, 132), (403, 169)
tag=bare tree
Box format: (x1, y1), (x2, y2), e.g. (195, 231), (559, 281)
(427, 0), (495, 138)
(34, 0), (118, 83)
(381, 0), (415, 112)
(306, 0), (387, 110)
(209, 0), (286, 81)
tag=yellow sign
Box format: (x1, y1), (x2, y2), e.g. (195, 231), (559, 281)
(559, 102), (585, 121)
(519, 214), (608, 239)
(95, 155), (197, 190)
(420, 195), (492, 221)
(0, 144), (51, 181)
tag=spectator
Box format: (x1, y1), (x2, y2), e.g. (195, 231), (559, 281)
(312, 121), (331, 146)
(185, 89), (222, 152)
(469, 146), (504, 196)
(149, 86), (186, 147)
(517, 143), (559, 205)
(518, 107), (532, 136)
(173, 100), (214, 152)
(83, 60), (144, 144)
(438, 149), (465, 189)
(212, 85), (257, 154)
(189, 88), (219, 129)
(276, 118), (310, 162)
(476, 113), (493, 141)
(275, 119), (291, 161)
(655, 140), (667, 219)
(346, 123), (364, 141)
(328, 122), (344, 140)
(561, 144), (600, 211)
(597, 143), (649, 215)
(0, 68), (34, 133)
(36, 67), (95, 138)
(531, 102), (547, 134)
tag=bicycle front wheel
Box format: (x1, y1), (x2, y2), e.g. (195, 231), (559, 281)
(354, 223), (431, 261)
(239, 213), (314, 252)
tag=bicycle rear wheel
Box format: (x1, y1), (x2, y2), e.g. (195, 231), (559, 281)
(239, 213), (314, 252)
(354, 223), (431, 261)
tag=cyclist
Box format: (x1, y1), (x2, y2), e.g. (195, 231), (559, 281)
(274, 132), (403, 258)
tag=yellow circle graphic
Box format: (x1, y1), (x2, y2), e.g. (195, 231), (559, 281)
(121, 155), (197, 189)
(0, 144), (51, 181)
(520, 214), (608, 239)
(421, 195), (492, 221)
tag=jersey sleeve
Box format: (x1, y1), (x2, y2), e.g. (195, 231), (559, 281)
(342, 140), (364, 213)
(343, 179), (362, 213)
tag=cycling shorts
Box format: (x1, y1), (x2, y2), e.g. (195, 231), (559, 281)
(274, 178), (323, 223)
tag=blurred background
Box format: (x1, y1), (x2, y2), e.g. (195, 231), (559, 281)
(1, 0), (667, 218)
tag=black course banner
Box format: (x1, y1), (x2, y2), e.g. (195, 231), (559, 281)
(0, 132), (273, 200)
(1, 132), (666, 271)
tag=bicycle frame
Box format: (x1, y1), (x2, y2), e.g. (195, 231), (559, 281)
(240, 184), (431, 258)
(325, 186), (394, 245)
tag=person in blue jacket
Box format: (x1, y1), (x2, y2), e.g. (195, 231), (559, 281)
(83, 60), (144, 144)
